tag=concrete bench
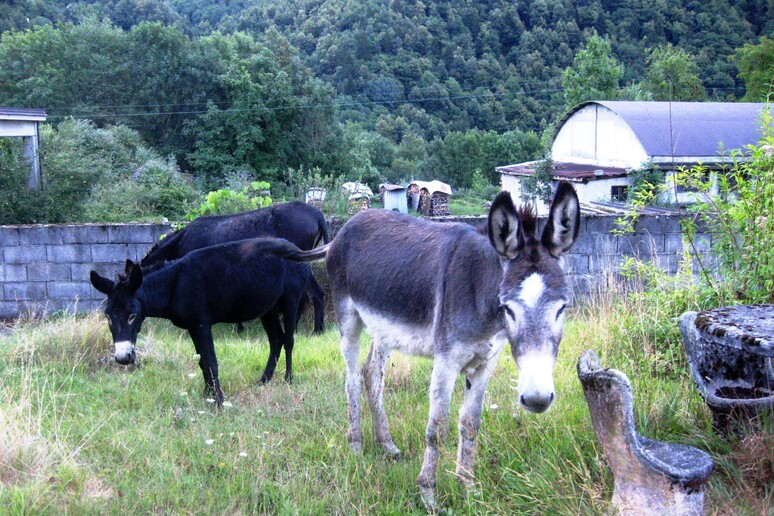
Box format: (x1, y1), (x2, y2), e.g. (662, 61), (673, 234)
(680, 308), (774, 436)
(577, 350), (714, 515)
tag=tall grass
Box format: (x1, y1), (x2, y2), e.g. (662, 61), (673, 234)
(0, 293), (771, 513)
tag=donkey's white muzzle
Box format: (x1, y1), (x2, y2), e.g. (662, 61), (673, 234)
(114, 341), (136, 365)
(516, 350), (556, 413)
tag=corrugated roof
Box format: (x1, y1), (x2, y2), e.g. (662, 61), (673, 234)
(0, 107), (47, 121)
(555, 101), (770, 158)
(497, 161), (628, 183)
(409, 180), (452, 196)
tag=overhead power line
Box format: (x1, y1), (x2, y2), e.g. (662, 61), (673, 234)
(43, 88), (565, 121)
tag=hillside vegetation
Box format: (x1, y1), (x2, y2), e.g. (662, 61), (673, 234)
(0, 0), (772, 223)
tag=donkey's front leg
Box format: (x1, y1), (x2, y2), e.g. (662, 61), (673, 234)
(363, 340), (400, 459)
(456, 358), (499, 491)
(417, 357), (458, 510)
(189, 325), (223, 407)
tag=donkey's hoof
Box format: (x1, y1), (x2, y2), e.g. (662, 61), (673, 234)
(382, 443), (401, 461)
(349, 441), (363, 454)
(418, 485), (436, 512)
(259, 375), (271, 385)
(456, 475), (480, 499)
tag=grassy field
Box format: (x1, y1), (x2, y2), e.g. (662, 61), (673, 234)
(1, 299), (772, 514)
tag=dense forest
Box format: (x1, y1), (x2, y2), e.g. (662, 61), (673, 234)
(0, 0), (772, 223)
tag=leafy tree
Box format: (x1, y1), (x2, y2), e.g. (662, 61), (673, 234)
(734, 34), (774, 101)
(644, 44), (706, 101)
(561, 34), (624, 108)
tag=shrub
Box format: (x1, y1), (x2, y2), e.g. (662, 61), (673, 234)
(187, 181), (272, 218)
(0, 138), (49, 224)
(85, 154), (199, 222)
(677, 113), (774, 303)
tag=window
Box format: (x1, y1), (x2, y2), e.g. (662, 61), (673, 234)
(611, 185), (628, 202)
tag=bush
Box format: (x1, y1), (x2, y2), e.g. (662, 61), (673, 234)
(187, 181), (272, 218)
(677, 115), (774, 303)
(0, 138), (49, 224)
(85, 153), (199, 222)
(0, 119), (205, 224)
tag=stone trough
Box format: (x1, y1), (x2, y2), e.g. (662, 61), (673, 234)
(679, 305), (774, 436)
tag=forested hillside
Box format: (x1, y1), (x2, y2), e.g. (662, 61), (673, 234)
(0, 0), (772, 223)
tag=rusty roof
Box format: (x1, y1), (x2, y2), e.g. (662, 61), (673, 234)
(497, 161), (629, 183)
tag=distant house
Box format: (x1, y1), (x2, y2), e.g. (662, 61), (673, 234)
(0, 107), (46, 189)
(497, 101), (770, 213)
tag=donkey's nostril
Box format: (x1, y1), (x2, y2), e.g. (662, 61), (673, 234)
(550, 392), (555, 402)
(520, 392), (554, 413)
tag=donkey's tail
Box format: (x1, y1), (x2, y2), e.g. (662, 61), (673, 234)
(255, 237), (330, 262)
(285, 243), (330, 262)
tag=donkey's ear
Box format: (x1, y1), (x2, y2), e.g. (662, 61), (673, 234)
(541, 181), (580, 257)
(127, 262), (144, 292)
(488, 191), (522, 259)
(90, 270), (115, 294)
(124, 259), (135, 276)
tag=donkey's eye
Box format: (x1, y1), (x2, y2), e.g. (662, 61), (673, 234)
(502, 304), (516, 319)
(556, 304), (567, 320)
(128, 313), (137, 325)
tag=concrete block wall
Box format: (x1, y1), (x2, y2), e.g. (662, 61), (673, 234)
(437, 213), (713, 300)
(0, 214), (711, 318)
(1, 223), (171, 318)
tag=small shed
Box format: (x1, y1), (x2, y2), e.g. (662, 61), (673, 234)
(379, 183), (408, 213)
(0, 107), (46, 189)
(408, 180), (452, 216)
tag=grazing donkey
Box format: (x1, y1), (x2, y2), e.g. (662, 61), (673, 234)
(141, 201), (329, 333)
(274, 182), (580, 508)
(90, 238), (312, 406)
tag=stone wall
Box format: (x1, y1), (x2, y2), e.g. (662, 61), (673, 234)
(0, 223), (171, 318)
(0, 214), (712, 318)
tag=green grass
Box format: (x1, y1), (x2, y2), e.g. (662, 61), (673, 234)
(0, 303), (772, 514)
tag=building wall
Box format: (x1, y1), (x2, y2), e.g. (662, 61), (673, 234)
(433, 213), (712, 301)
(0, 215), (712, 318)
(552, 104), (648, 168)
(574, 176), (631, 204)
(501, 174), (633, 215)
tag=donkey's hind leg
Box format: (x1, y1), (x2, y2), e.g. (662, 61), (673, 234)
(337, 298), (365, 452)
(363, 338), (400, 459)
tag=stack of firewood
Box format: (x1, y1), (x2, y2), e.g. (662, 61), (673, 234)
(429, 193), (450, 216)
(347, 197), (370, 215)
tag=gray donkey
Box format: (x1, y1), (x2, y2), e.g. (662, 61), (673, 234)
(275, 182), (580, 508)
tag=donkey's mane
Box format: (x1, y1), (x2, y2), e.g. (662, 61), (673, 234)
(516, 204), (538, 240)
(141, 227), (184, 263)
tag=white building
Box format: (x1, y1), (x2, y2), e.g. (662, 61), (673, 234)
(0, 107), (46, 189)
(498, 101), (770, 213)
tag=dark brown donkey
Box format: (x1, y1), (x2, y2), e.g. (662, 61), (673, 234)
(272, 182), (581, 508)
(91, 238), (312, 406)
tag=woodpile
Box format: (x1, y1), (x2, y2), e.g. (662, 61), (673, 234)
(407, 180), (452, 216)
(347, 197), (370, 215)
(416, 189), (450, 216)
